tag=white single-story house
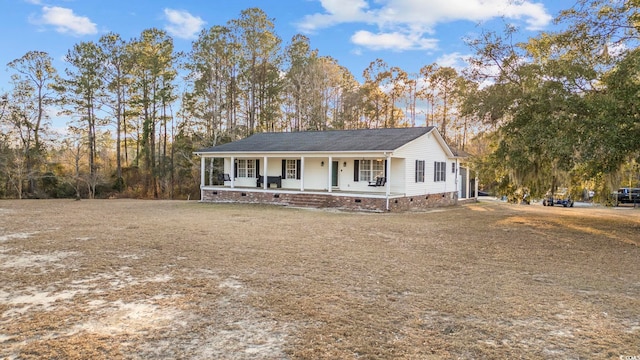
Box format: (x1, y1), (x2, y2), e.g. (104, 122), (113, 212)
(195, 127), (477, 212)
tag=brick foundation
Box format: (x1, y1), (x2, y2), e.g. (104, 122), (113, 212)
(201, 188), (467, 212)
(386, 192), (458, 211)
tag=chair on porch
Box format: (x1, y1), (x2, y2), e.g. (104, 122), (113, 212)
(217, 173), (231, 182)
(368, 176), (386, 187)
(257, 175), (282, 188)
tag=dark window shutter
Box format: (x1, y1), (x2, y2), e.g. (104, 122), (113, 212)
(354, 160), (359, 181)
(443, 163), (446, 181)
(384, 160), (388, 178)
(282, 159), (286, 178)
(434, 162), (437, 182)
(255, 159), (260, 177)
(296, 159), (301, 179)
(234, 159), (238, 179)
(415, 160), (419, 182)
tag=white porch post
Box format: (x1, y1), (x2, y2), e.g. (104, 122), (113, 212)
(200, 156), (205, 201)
(385, 156), (391, 196)
(328, 156), (333, 192)
(385, 155), (391, 211)
(263, 156), (268, 190)
(300, 157), (305, 191)
(455, 159), (460, 198)
(466, 167), (470, 199)
(230, 156), (235, 188)
(200, 156), (205, 187)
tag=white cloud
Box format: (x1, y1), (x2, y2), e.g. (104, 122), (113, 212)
(297, 0), (371, 33)
(163, 9), (205, 40)
(500, 1), (553, 31)
(604, 42), (628, 59)
(435, 52), (472, 71)
(297, 0), (552, 50)
(351, 30), (438, 51)
(31, 6), (97, 36)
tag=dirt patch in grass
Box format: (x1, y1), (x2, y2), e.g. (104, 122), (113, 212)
(0, 199), (638, 359)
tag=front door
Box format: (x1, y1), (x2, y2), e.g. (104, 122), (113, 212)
(331, 161), (339, 187)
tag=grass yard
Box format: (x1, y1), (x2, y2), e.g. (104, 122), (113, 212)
(0, 199), (639, 359)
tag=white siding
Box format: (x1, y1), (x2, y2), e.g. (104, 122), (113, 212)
(390, 159), (405, 194)
(394, 132), (457, 196)
(301, 158), (327, 190)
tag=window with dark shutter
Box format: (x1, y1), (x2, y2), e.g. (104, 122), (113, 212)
(434, 161), (446, 182)
(415, 160), (425, 182)
(237, 159), (256, 178)
(285, 159), (297, 179)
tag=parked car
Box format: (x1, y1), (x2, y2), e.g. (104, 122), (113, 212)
(616, 188), (640, 205)
(542, 188), (574, 207)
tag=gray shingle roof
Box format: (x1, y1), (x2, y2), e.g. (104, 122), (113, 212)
(196, 127), (435, 153)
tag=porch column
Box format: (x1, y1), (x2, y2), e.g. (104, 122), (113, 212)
(300, 157), (305, 191)
(385, 155), (391, 196)
(328, 156), (333, 193)
(466, 167), (470, 199)
(230, 156), (235, 188)
(263, 156), (268, 190)
(385, 155), (391, 211)
(200, 156), (205, 188)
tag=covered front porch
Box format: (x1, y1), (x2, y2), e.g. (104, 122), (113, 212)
(198, 152), (474, 211)
(195, 127), (475, 211)
(199, 153), (397, 196)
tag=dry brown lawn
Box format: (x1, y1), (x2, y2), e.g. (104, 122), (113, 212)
(0, 199), (638, 359)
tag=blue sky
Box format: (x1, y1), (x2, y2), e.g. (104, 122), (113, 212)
(1, 0), (569, 93)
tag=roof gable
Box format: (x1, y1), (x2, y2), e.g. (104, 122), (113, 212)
(196, 127), (436, 153)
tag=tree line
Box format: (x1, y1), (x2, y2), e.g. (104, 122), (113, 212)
(467, 0), (639, 201)
(0, 2), (638, 201)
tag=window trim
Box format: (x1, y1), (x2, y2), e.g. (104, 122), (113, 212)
(360, 160), (372, 182)
(415, 160), (425, 183)
(285, 159), (297, 179)
(358, 159), (385, 183)
(434, 161), (446, 182)
(237, 159), (256, 178)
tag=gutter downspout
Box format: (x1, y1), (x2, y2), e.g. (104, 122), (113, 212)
(199, 154), (204, 201)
